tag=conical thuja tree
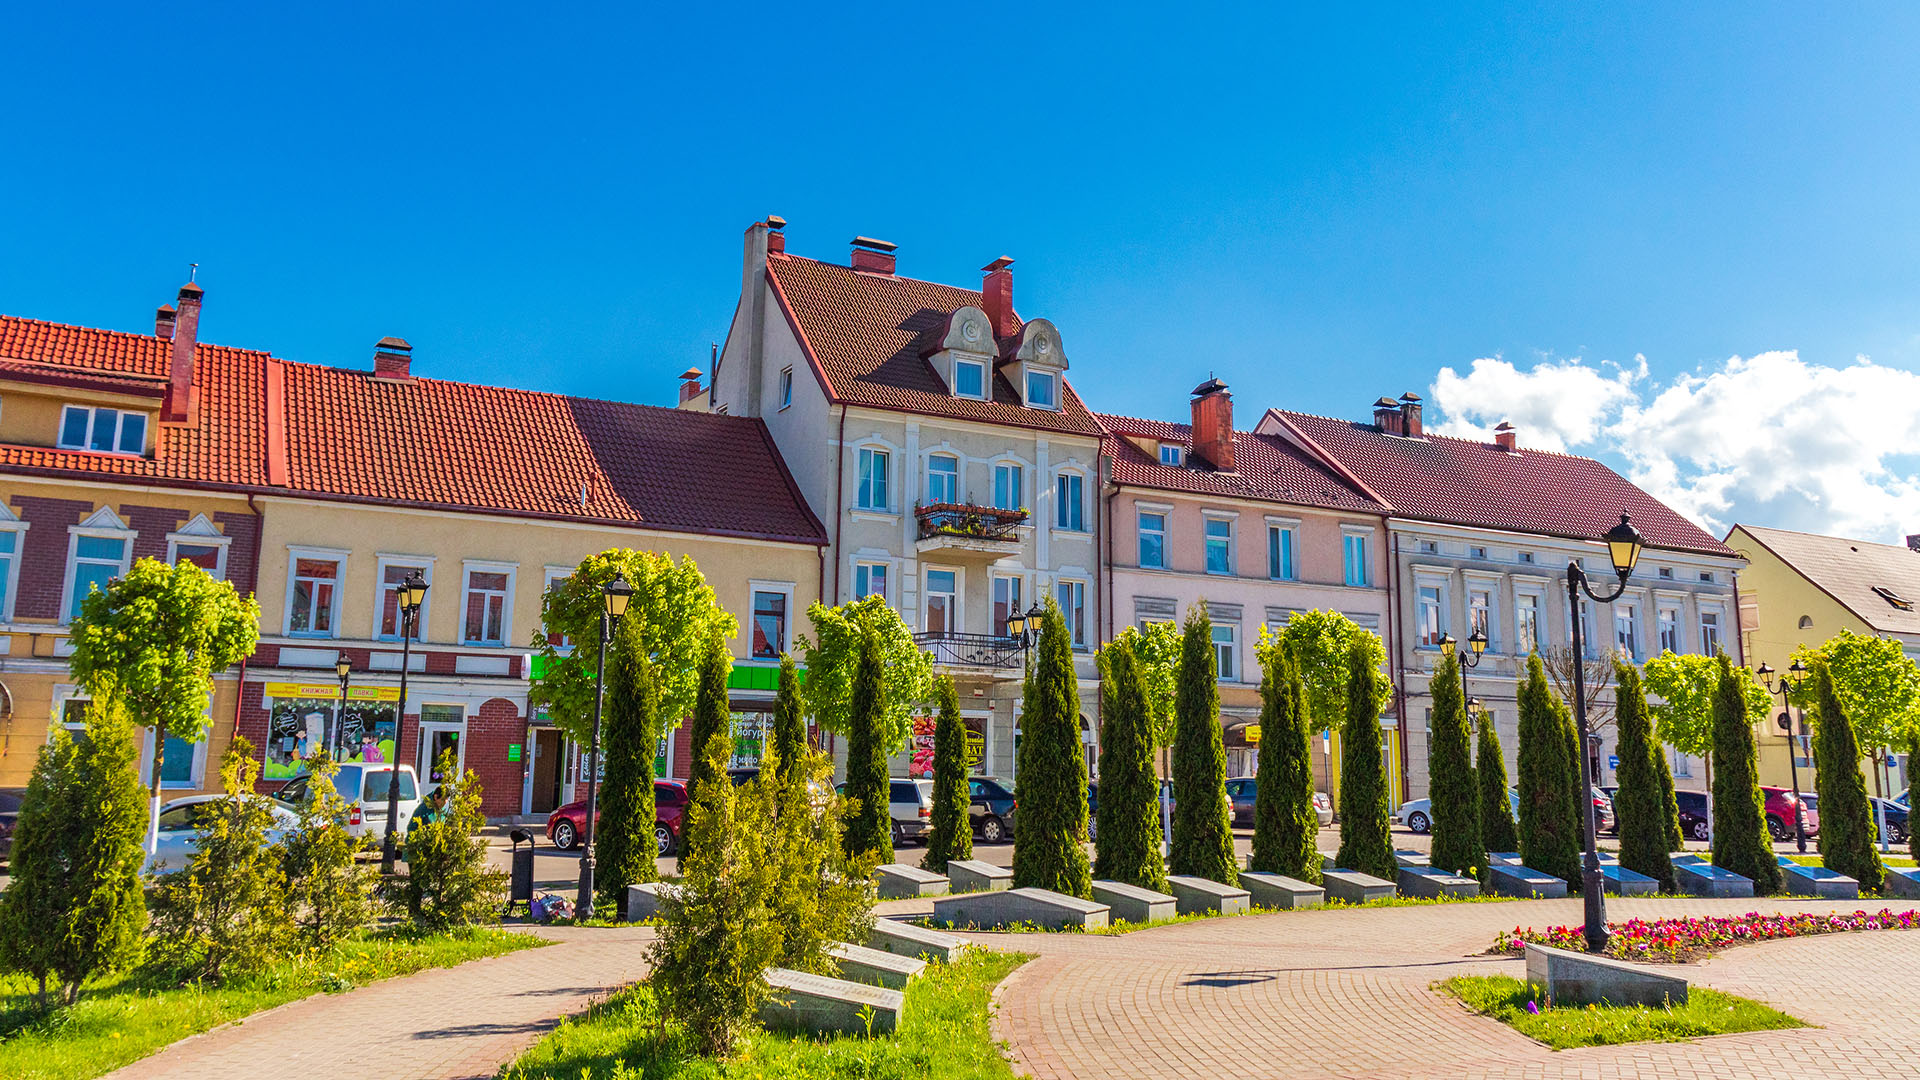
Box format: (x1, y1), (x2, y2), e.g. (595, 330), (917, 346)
(1248, 641), (1321, 883)
(1169, 603), (1239, 885)
(1517, 654), (1579, 887)
(1094, 640), (1167, 892)
(1709, 654), (1782, 894)
(1611, 659), (1675, 891)
(1012, 599), (1093, 898)
(841, 629), (894, 865)
(770, 654), (808, 786)
(1476, 707), (1518, 857)
(597, 611), (661, 915)
(921, 676), (973, 874)
(1334, 638), (1397, 881)
(1811, 662), (1883, 892)
(1426, 649), (1481, 876)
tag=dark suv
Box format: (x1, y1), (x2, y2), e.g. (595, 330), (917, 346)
(968, 776), (1016, 842)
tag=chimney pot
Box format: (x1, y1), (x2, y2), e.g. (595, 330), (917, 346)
(1372, 396), (1403, 436)
(981, 257), (1017, 339)
(155, 303), (177, 341)
(372, 336), (413, 380)
(1190, 378), (1235, 471)
(1908, 533), (1920, 553)
(1399, 391), (1424, 438)
(161, 283), (203, 423)
(1494, 421), (1518, 451)
(849, 236), (897, 274)
(678, 367), (704, 404)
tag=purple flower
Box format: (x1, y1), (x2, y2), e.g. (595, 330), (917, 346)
(1525, 1000), (1541, 1015)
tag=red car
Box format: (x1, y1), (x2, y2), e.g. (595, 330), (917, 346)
(546, 779), (687, 856)
(1760, 786), (1817, 841)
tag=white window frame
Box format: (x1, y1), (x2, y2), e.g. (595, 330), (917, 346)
(140, 714), (213, 790)
(1514, 589), (1542, 655)
(856, 446), (891, 512)
(283, 545), (349, 638)
(165, 516), (231, 581)
(1416, 581), (1447, 647)
(373, 554), (436, 643)
(749, 579), (796, 659)
(926, 453), (960, 505)
(1056, 577), (1089, 650)
(416, 703), (469, 781)
(64, 514), (136, 624)
(1468, 587), (1492, 644)
(1342, 526), (1373, 587)
(57, 403), (148, 456)
(1026, 369), (1058, 410)
(1212, 623), (1238, 682)
(991, 573), (1024, 637)
(991, 462), (1024, 512)
(1700, 607), (1724, 655)
(953, 357), (987, 400)
(853, 560), (890, 603)
(542, 564), (574, 650)
(1203, 512), (1236, 576)
(923, 567), (961, 636)
(1055, 471), (1086, 532)
(1266, 517), (1298, 581)
(1137, 507), (1168, 569)
(460, 559), (518, 648)
(0, 510), (30, 623)
(1657, 601), (1680, 654)
(777, 366), (794, 410)
(1159, 444), (1184, 466)
(1614, 600), (1642, 661)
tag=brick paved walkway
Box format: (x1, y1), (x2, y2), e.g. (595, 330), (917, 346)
(986, 896), (1920, 1080)
(106, 924), (654, 1080)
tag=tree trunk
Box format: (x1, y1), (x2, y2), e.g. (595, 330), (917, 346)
(147, 731), (167, 855)
(1703, 752), (1714, 849)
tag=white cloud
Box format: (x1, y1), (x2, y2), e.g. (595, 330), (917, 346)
(1429, 350), (1920, 543)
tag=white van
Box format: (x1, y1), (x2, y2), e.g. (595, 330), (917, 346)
(273, 763), (423, 839)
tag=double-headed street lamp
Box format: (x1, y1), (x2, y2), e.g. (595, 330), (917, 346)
(1756, 659), (1810, 853)
(381, 569), (429, 874)
(576, 572), (633, 921)
(1438, 628), (1489, 670)
(333, 655), (354, 759)
(1003, 601), (1048, 659)
(1566, 513), (1647, 953)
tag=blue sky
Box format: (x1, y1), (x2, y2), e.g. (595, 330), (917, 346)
(5, 5), (1918, 540)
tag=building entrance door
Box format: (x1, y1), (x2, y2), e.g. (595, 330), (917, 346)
(530, 728), (564, 814)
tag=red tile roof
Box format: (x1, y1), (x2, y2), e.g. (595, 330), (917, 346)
(1269, 410), (1735, 557)
(0, 315), (825, 545)
(765, 253), (1103, 437)
(1097, 412), (1387, 515)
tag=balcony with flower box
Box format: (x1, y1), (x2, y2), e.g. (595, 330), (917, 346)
(913, 502), (1028, 558)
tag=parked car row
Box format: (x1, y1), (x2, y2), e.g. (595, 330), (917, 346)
(1394, 788), (1609, 835)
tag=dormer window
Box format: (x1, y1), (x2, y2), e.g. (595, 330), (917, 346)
(59, 405), (147, 455)
(954, 359), (986, 400)
(1873, 585), (1914, 612)
(1026, 370), (1058, 410)
(1159, 444), (1185, 467)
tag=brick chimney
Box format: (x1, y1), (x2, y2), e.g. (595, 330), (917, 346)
(1372, 396), (1403, 436)
(161, 283), (202, 424)
(981, 257), (1017, 339)
(678, 367), (704, 404)
(1494, 421), (1518, 451)
(372, 337), (413, 381)
(1399, 391), (1424, 438)
(155, 303), (177, 341)
(849, 236), (896, 274)
(1908, 533), (1920, 553)
(765, 215), (786, 254)
(1190, 377), (1235, 471)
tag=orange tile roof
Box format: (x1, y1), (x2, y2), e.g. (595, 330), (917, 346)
(765, 253), (1103, 437)
(1097, 412), (1388, 515)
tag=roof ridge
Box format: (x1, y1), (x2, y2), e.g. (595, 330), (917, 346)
(0, 313), (271, 360)
(1735, 522), (1918, 551)
(278, 356), (763, 421)
(768, 250), (985, 299)
(1277, 407), (1600, 463)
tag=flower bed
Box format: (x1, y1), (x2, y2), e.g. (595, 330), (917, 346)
(1492, 908), (1920, 962)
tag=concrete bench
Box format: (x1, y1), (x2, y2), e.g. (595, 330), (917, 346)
(1669, 854), (1754, 898)
(1238, 872), (1323, 909)
(625, 881), (683, 921)
(1091, 880), (1177, 924)
(1487, 851), (1523, 866)
(874, 863), (951, 900)
(1321, 868), (1396, 905)
(1777, 856), (1859, 899)
(1394, 850), (1431, 869)
(1883, 868), (1920, 900)
(869, 918), (967, 962)
(1167, 875), (1251, 915)
(1525, 943), (1688, 1008)
(1599, 863), (1657, 896)
(933, 886), (1110, 930)
(761, 968), (904, 1036)
(1396, 865), (1481, 899)
(1487, 863), (1567, 898)
(828, 941), (927, 989)
(947, 859), (1013, 894)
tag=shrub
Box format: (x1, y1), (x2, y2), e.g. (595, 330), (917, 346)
(770, 654), (808, 786)
(1093, 640), (1168, 892)
(1610, 660), (1675, 892)
(1334, 638), (1397, 880)
(389, 750), (508, 929)
(1426, 650), (1481, 876)
(279, 749), (377, 948)
(1248, 640), (1321, 883)
(597, 612), (661, 916)
(149, 737), (293, 983)
(840, 628), (894, 864)
(1168, 604), (1239, 885)
(648, 732), (782, 1057)
(1811, 661), (1883, 892)
(1012, 600), (1094, 897)
(0, 698), (148, 1006)
(921, 676), (973, 873)
(681, 631), (732, 864)
(1476, 706), (1518, 856)
(1709, 654), (1782, 894)
(1517, 654), (1579, 887)
(767, 741), (876, 974)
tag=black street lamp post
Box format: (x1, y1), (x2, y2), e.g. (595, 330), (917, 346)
(576, 573), (633, 921)
(1004, 601), (1047, 661)
(1756, 659), (1810, 854)
(1566, 513), (1647, 953)
(334, 655), (354, 760)
(381, 570), (429, 874)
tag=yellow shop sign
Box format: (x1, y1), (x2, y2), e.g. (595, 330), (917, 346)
(262, 682), (402, 703)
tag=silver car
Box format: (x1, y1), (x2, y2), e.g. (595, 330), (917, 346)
(836, 778), (935, 846)
(146, 794), (299, 874)
(1396, 790), (1522, 834)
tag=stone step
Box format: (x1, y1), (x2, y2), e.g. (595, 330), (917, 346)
(933, 886), (1110, 930)
(1238, 872), (1323, 909)
(947, 859), (1013, 894)
(1525, 942), (1688, 1008)
(1321, 868), (1396, 905)
(1487, 851), (1523, 866)
(1776, 856), (1860, 899)
(869, 917), (967, 962)
(874, 863), (951, 900)
(1883, 867), (1920, 900)
(828, 941), (928, 989)
(1669, 857), (1754, 898)
(1486, 864), (1567, 898)
(625, 881), (683, 922)
(761, 968), (904, 1036)
(1166, 875), (1252, 915)
(1396, 865), (1480, 899)
(1091, 880), (1177, 923)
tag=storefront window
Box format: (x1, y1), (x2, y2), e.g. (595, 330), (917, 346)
(263, 681), (400, 780)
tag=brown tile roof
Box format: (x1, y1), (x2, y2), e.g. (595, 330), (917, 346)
(1734, 525), (1920, 636)
(765, 253), (1103, 436)
(1096, 412), (1387, 515)
(1270, 409), (1736, 557)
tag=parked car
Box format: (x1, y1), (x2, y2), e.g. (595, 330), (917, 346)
(0, 787), (25, 864)
(1760, 786), (1815, 841)
(1674, 789), (1710, 841)
(1312, 791), (1334, 827)
(1872, 796), (1909, 844)
(968, 776), (1016, 842)
(835, 778), (935, 846)
(546, 779), (688, 856)
(1223, 778), (1333, 828)
(147, 793), (300, 874)
(1396, 790), (1521, 834)
(272, 763), (422, 839)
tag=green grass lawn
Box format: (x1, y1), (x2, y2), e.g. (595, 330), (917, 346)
(500, 949), (1031, 1080)
(1440, 975), (1805, 1050)
(1782, 853), (1917, 869)
(0, 927), (538, 1080)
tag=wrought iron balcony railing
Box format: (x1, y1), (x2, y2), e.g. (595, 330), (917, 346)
(913, 502), (1027, 543)
(914, 630), (1024, 670)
